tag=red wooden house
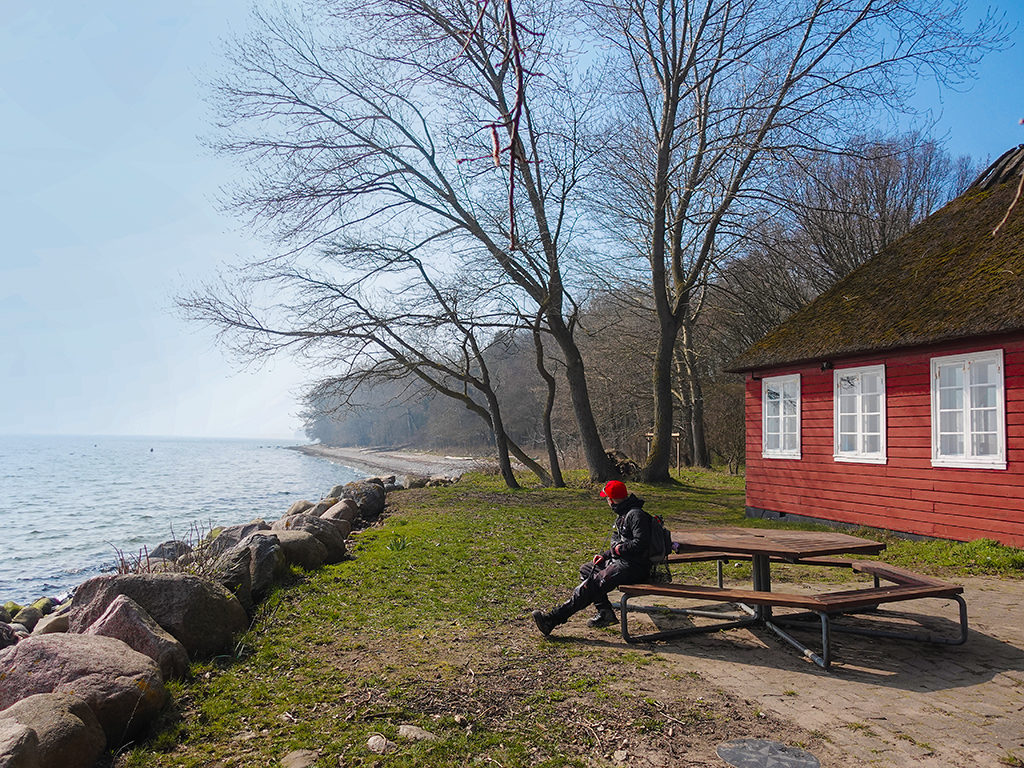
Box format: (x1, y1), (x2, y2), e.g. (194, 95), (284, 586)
(728, 145), (1024, 547)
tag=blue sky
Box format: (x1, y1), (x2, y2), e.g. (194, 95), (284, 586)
(1, 2), (1022, 439)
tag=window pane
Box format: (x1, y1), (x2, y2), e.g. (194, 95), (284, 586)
(861, 372), (881, 395)
(783, 432), (797, 451)
(939, 411), (962, 434)
(840, 414), (857, 434)
(840, 434), (856, 452)
(782, 396), (798, 417)
(863, 414), (880, 435)
(765, 397), (780, 418)
(839, 394), (857, 414)
(862, 394), (880, 414)
(940, 434), (963, 456)
(864, 434), (880, 454)
(971, 360), (997, 386)
(939, 364), (963, 388)
(838, 375), (857, 393)
(939, 387), (963, 410)
(971, 409), (997, 434)
(971, 384), (997, 409)
(766, 432), (780, 451)
(973, 433), (997, 456)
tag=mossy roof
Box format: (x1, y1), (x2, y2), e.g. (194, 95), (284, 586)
(727, 145), (1024, 373)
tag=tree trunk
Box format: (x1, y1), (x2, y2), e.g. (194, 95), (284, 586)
(680, 322), (711, 468)
(532, 323), (565, 487)
(547, 315), (610, 481)
(483, 391), (520, 489)
(640, 315), (679, 482)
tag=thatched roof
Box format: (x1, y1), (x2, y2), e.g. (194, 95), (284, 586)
(727, 145), (1024, 373)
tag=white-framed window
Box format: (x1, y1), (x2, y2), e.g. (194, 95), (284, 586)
(762, 374), (800, 459)
(930, 349), (1006, 470)
(833, 364), (887, 464)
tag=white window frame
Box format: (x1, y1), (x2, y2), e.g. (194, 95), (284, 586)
(762, 374), (801, 459)
(833, 364), (887, 464)
(930, 349), (1006, 470)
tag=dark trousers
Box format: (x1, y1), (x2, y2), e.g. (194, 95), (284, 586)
(556, 558), (648, 619)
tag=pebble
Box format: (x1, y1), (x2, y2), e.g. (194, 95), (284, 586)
(367, 734), (395, 754)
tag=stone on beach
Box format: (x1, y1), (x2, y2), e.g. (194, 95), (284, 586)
(11, 607), (42, 633)
(271, 514), (346, 563)
(83, 595), (189, 680)
(0, 719), (40, 768)
(32, 614), (69, 636)
(0, 634), (166, 745)
(339, 480), (385, 522)
(285, 499), (315, 517)
(68, 573), (248, 659)
(206, 520), (272, 557)
(273, 529), (328, 569)
(306, 498), (339, 517)
(150, 540), (193, 561)
(321, 498), (357, 522)
(0, 693), (106, 768)
(240, 532), (288, 603)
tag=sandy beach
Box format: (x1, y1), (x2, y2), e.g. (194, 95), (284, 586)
(293, 444), (483, 480)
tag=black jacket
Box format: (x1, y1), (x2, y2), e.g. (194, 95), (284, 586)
(600, 494), (652, 567)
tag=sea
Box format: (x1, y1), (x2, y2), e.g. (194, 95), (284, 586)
(0, 435), (362, 606)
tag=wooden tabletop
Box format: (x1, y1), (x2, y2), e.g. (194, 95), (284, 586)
(672, 528), (885, 559)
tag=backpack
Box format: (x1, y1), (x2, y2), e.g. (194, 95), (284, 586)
(646, 512), (673, 583)
(646, 511), (672, 562)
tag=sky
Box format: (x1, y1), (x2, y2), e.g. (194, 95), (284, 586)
(1, 2), (1023, 440)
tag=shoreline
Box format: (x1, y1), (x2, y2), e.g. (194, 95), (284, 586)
(291, 444), (483, 480)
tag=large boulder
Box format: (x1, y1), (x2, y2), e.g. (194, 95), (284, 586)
(241, 532), (287, 603)
(150, 540), (192, 561)
(0, 693), (105, 768)
(271, 514), (346, 563)
(307, 498), (339, 517)
(206, 520), (271, 557)
(12, 607), (42, 633)
(211, 546), (254, 615)
(68, 573), (248, 659)
(272, 530), (327, 570)
(339, 481), (386, 521)
(322, 498), (358, 523)
(32, 614), (69, 636)
(0, 634), (166, 745)
(83, 595), (189, 681)
(284, 499), (314, 517)
(0, 719), (39, 768)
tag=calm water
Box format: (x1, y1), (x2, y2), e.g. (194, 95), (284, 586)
(0, 435), (361, 605)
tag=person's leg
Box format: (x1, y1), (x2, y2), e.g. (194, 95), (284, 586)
(533, 561), (606, 635)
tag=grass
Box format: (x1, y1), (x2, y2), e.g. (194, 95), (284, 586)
(118, 469), (1022, 767)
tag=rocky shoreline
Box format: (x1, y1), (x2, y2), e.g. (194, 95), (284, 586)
(0, 467), (455, 768)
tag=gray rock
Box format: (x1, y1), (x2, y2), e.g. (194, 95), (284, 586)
(32, 614), (69, 635)
(319, 514), (352, 541)
(272, 530), (327, 570)
(208, 520), (272, 556)
(340, 481), (386, 521)
(242, 532), (287, 603)
(280, 748), (319, 768)
(397, 724), (439, 741)
(0, 607), (10, 624)
(68, 573), (248, 659)
(212, 545), (254, 615)
(0, 623), (19, 648)
(306, 498), (339, 517)
(271, 514), (346, 563)
(405, 475), (429, 489)
(0, 634), (166, 746)
(367, 734), (396, 754)
(12, 607), (42, 633)
(150, 540), (192, 561)
(0, 693), (105, 768)
(83, 595), (189, 681)
(0, 719), (40, 768)
(285, 499), (315, 517)
(322, 498), (357, 523)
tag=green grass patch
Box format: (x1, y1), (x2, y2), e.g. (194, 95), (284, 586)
(121, 469), (1020, 767)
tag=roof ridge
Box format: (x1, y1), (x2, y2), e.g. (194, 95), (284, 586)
(969, 144), (1024, 191)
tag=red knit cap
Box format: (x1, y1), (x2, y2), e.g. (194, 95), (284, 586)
(599, 480), (628, 500)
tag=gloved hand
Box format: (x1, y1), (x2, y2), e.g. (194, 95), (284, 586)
(592, 554), (604, 566)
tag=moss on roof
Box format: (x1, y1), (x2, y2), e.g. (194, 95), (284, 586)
(728, 146), (1024, 372)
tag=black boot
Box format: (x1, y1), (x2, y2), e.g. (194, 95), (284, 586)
(532, 599), (575, 636)
(587, 608), (617, 628)
(532, 609), (559, 636)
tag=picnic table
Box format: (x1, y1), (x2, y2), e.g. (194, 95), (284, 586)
(618, 528), (968, 669)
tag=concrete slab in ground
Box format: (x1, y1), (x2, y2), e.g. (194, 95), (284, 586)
(623, 576), (1024, 768)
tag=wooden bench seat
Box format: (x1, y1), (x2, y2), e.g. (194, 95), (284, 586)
(617, 569), (968, 668)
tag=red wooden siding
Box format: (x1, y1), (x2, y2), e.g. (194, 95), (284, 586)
(744, 337), (1024, 547)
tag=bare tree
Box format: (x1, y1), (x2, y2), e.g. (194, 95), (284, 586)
(203, 0), (614, 480)
(585, 0), (1006, 480)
